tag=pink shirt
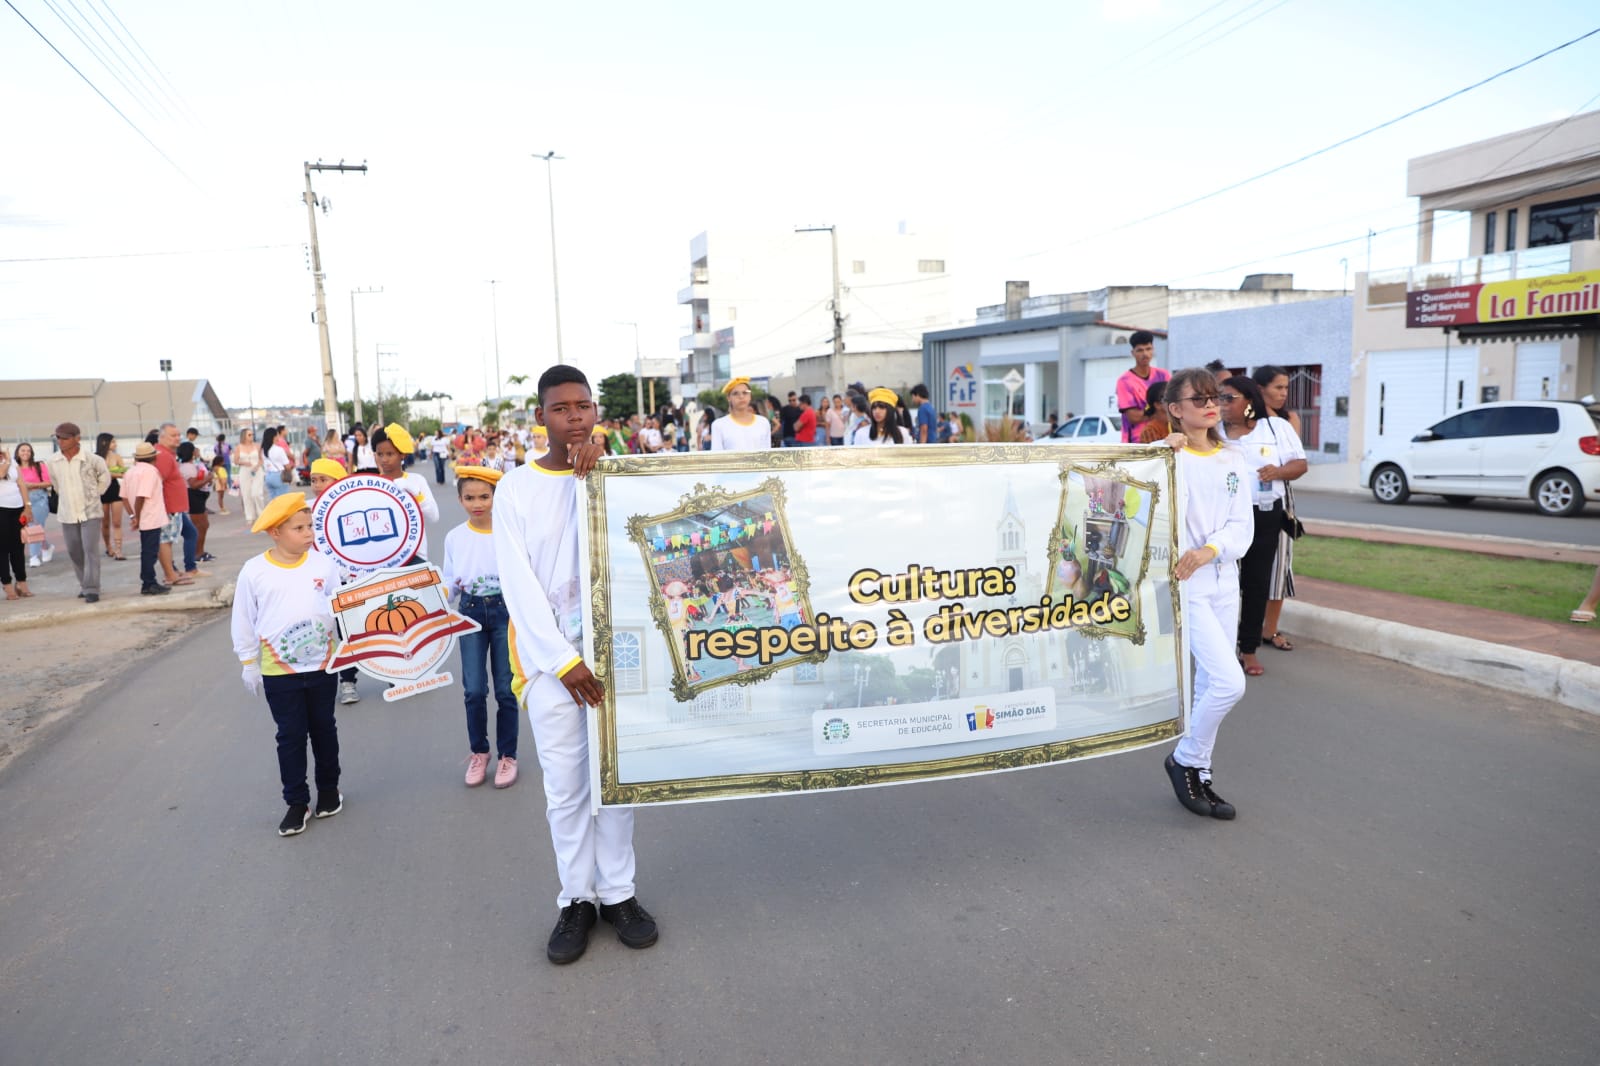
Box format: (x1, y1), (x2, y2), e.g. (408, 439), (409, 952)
(1116, 366), (1170, 443)
(16, 463), (50, 489)
(121, 462), (168, 530)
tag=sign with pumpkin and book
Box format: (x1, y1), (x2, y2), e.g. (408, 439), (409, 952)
(325, 562), (481, 702)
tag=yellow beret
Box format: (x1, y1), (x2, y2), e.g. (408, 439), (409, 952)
(455, 466), (503, 486)
(310, 458), (346, 480)
(251, 491), (310, 533)
(722, 376), (751, 395)
(533, 425), (549, 436)
(868, 387), (899, 407)
(382, 422), (416, 454)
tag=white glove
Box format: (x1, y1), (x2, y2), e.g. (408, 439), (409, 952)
(241, 662), (262, 696)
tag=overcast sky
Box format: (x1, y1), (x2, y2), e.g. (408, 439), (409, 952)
(3, 0), (1596, 409)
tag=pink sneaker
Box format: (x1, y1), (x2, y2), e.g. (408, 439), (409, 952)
(465, 751), (490, 787)
(494, 756), (518, 789)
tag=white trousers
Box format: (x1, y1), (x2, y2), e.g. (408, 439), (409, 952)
(1174, 563), (1246, 775)
(524, 672), (636, 909)
(237, 466), (266, 523)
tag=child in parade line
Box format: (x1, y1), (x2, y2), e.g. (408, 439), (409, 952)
(850, 388), (909, 445)
(493, 364), (658, 965)
(307, 457), (365, 707)
(372, 423), (441, 558)
(230, 492), (345, 837)
(1160, 367), (1255, 821)
(710, 377), (772, 452)
(444, 466), (520, 789)
(121, 442), (169, 595)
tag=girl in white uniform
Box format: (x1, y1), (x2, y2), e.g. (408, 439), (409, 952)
(849, 387), (909, 446)
(372, 423), (440, 560)
(1160, 368), (1255, 820)
(710, 376), (772, 452)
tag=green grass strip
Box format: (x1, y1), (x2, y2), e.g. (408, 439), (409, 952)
(1293, 536), (1593, 624)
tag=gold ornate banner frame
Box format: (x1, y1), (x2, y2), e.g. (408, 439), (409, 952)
(577, 444), (1186, 808)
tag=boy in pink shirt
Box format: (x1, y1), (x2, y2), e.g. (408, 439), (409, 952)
(121, 441), (169, 595)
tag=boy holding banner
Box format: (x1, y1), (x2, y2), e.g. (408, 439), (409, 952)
(494, 365), (659, 965)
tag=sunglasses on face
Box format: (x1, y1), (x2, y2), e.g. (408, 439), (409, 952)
(1177, 395), (1221, 407)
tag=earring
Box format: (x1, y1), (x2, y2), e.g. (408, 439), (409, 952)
(1244, 403), (1255, 419)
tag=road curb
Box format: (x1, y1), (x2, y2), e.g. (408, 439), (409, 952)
(1282, 601), (1600, 715)
(0, 582), (235, 633)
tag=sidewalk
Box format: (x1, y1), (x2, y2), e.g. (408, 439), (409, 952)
(0, 502), (254, 632)
(1286, 519), (1600, 714)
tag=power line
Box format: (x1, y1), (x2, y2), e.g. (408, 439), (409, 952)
(85, 0), (196, 124)
(4, 0), (196, 185)
(60, 0), (168, 119)
(37, 0), (161, 120)
(1018, 24), (1600, 262)
(1163, 0), (1292, 63)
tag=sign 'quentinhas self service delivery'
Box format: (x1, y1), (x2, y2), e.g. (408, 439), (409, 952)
(1407, 270), (1600, 328)
(576, 443), (1192, 808)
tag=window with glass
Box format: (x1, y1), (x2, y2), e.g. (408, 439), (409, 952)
(1529, 194), (1600, 247)
(1491, 406), (1559, 436)
(1505, 208), (1518, 251)
(611, 630), (645, 694)
(1483, 212), (1496, 256)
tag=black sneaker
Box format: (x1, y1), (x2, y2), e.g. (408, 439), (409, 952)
(278, 804), (310, 836)
(141, 585), (171, 596)
(314, 789), (343, 819)
(547, 900), (598, 965)
(84, 594), (99, 604)
(1165, 754), (1234, 819)
(1200, 778), (1236, 820)
(599, 897), (659, 950)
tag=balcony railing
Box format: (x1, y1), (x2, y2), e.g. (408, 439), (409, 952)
(1366, 244), (1576, 308)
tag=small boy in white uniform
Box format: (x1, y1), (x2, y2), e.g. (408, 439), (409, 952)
(230, 492), (346, 836)
(495, 365), (659, 965)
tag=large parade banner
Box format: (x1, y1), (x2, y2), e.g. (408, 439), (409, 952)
(578, 444), (1187, 808)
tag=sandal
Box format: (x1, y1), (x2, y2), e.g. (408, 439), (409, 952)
(1571, 609), (1597, 624)
(1239, 654), (1265, 677)
(16, 585), (33, 597)
(1264, 632), (1295, 651)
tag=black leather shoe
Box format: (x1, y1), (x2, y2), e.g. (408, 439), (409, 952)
(599, 897), (659, 950)
(546, 900), (598, 965)
(1165, 754), (1235, 819)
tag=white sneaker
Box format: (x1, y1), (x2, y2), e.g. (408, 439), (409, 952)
(41, 547), (53, 563)
(338, 681), (360, 705)
(28, 556), (40, 568)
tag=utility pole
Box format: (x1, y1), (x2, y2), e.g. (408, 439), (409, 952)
(302, 159), (368, 434)
(488, 280), (502, 400)
(375, 345), (398, 425)
(535, 151), (565, 360)
(350, 286), (382, 429)
(796, 224), (844, 396)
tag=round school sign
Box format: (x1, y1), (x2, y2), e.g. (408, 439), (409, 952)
(311, 475), (425, 581)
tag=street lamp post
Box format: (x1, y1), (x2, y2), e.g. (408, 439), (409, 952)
(130, 400), (147, 438)
(617, 320), (642, 418)
(488, 280), (502, 402)
(159, 358), (175, 425)
(534, 151), (565, 360)
(302, 159), (368, 435)
(350, 287), (382, 430)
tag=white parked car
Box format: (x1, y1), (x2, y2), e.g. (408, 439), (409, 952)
(1039, 414), (1122, 446)
(1359, 400), (1600, 516)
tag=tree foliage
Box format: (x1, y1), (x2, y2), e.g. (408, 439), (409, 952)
(597, 373), (672, 422)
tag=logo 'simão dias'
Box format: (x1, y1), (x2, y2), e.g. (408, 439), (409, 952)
(966, 705), (995, 732)
(821, 717), (851, 744)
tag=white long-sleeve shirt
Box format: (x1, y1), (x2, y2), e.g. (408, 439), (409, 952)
(230, 550), (342, 674)
(710, 413), (772, 452)
(493, 462), (587, 702)
(442, 521), (500, 600)
(392, 471), (440, 559)
(1174, 442), (1256, 568)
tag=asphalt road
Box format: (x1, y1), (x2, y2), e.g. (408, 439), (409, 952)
(1295, 488), (1600, 544)
(3, 605), (1597, 1063)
